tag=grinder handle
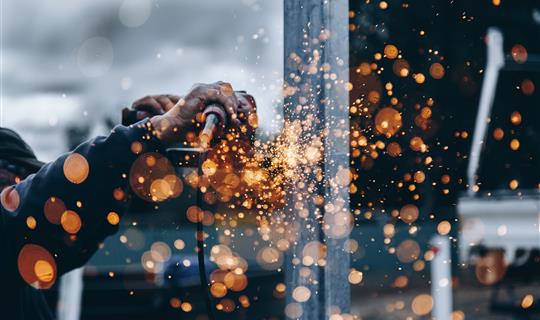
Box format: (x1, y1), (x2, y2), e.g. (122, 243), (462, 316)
(199, 104), (227, 148)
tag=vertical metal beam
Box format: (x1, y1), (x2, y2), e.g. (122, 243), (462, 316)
(320, 1), (350, 317)
(430, 235), (452, 320)
(284, 1), (350, 319)
(467, 28), (504, 194)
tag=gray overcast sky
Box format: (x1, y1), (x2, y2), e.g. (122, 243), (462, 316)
(1, 0), (283, 161)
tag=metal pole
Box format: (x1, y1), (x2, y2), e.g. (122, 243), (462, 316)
(284, 1), (350, 319)
(430, 235), (452, 320)
(466, 28), (504, 194)
(57, 268), (84, 320)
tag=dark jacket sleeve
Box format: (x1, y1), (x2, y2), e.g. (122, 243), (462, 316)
(0, 120), (164, 288)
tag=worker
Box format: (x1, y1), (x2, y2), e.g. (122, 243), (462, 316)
(0, 82), (248, 319)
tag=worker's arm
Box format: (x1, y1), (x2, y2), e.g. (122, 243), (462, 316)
(1, 120), (164, 287)
(0, 82), (241, 288)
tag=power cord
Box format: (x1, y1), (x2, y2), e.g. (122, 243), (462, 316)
(196, 149), (217, 320)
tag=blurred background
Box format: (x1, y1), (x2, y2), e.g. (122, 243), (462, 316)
(347, 1), (540, 319)
(2, 1), (540, 320)
(1, 0), (283, 161)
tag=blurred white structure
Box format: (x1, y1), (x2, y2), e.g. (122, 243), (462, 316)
(57, 268), (84, 320)
(459, 196), (540, 263)
(430, 236), (452, 320)
(458, 28), (540, 264)
(466, 28), (505, 195)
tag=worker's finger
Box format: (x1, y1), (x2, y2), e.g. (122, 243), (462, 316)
(156, 95), (177, 112)
(166, 94), (182, 104)
(131, 96), (164, 116)
(187, 82), (241, 126)
(216, 81), (240, 124)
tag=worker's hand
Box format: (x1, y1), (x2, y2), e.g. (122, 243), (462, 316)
(122, 94), (181, 125)
(150, 82), (242, 145)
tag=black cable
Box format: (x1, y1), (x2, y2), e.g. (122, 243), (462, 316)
(196, 149), (217, 320)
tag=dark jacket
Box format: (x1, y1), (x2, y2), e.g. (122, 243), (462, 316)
(0, 121), (163, 319)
